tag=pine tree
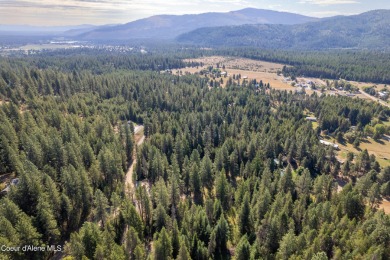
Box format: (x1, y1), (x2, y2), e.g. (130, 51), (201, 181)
(276, 230), (297, 259)
(191, 163), (203, 205)
(208, 214), (229, 259)
(36, 195), (60, 244)
(153, 203), (169, 231)
(201, 153), (214, 190)
(121, 199), (144, 236)
(171, 220), (181, 258)
(295, 168), (312, 198)
(94, 189), (109, 227)
(125, 123), (135, 164)
(177, 240), (191, 260)
(235, 235), (251, 260)
(238, 192), (251, 235)
(153, 227), (172, 260)
(278, 164), (294, 195)
(169, 174), (180, 218)
(125, 226), (142, 260)
(215, 170), (230, 211)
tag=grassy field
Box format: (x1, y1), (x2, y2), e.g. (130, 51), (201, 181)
(173, 56), (390, 102)
(321, 134), (390, 168)
(172, 56), (295, 90)
(182, 56), (286, 72)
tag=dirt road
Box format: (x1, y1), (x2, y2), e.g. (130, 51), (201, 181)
(360, 90), (390, 108)
(125, 125), (145, 198)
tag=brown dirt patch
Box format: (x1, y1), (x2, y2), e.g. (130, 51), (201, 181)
(379, 199), (390, 214)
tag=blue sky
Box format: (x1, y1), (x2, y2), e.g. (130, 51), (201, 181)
(0, 0), (389, 26)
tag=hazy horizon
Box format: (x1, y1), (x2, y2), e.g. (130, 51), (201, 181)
(0, 0), (389, 27)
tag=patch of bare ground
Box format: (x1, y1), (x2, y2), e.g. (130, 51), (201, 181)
(379, 199), (390, 214)
(335, 174), (349, 193)
(19, 104), (29, 113)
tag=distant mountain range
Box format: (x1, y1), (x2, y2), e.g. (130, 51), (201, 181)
(0, 8), (316, 39)
(1, 8), (389, 50)
(76, 8), (317, 40)
(177, 10), (390, 50)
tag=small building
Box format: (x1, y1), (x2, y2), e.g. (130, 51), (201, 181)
(378, 92), (389, 100)
(320, 140), (339, 150)
(306, 116), (317, 122)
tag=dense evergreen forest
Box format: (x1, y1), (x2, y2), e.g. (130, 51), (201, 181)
(0, 51), (390, 260)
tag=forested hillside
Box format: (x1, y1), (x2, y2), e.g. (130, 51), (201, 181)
(177, 10), (390, 51)
(75, 8), (317, 41)
(0, 52), (390, 259)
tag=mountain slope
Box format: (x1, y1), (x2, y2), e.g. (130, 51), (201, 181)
(77, 8), (318, 40)
(176, 10), (390, 50)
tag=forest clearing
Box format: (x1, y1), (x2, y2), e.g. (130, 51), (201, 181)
(173, 56), (389, 107)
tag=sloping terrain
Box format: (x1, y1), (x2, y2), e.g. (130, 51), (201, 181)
(177, 10), (390, 50)
(77, 8), (317, 40)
